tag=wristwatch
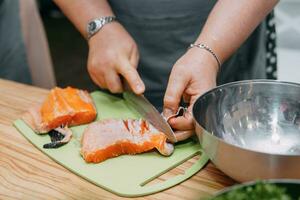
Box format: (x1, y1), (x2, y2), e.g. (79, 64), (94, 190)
(86, 16), (117, 39)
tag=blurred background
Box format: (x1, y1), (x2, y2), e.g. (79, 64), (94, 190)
(37, 0), (300, 91)
(275, 0), (300, 83)
(39, 0), (95, 91)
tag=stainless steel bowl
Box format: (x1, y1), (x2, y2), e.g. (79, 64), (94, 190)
(193, 80), (300, 182)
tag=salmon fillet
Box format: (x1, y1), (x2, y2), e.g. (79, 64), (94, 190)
(22, 87), (97, 148)
(40, 87), (97, 131)
(81, 119), (174, 163)
(23, 87), (97, 133)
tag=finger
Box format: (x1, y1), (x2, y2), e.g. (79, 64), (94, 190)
(90, 71), (107, 89)
(183, 93), (191, 104)
(168, 111), (194, 130)
(188, 86), (210, 108)
(104, 69), (123, 93)
(87, 58), (107, 89)
(174, 130), (194, 142)
(117, 59), (145, 94)
(129, 47), (139, 69)
(163, 68), (189, 116)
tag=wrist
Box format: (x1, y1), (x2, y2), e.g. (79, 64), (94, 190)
(87, 21), (120, 46)
(186, 46), (219, 78)
(189, 43), (221, 71)
(86, 16), (117, 40)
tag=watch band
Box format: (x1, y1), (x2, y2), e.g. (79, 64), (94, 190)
(87, 16), (117, 40)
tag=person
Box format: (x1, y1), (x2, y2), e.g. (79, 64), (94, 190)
(0, 0), (55, 88)
(53, 0), (278, 137)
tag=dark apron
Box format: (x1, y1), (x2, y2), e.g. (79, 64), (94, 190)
(109, 0), (267, 111)
(0, 0), (32, 84)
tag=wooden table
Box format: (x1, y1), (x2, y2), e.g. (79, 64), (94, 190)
(0, 79), (235, 200)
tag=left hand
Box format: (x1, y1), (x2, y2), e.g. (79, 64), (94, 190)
(163, 47), (219, 134)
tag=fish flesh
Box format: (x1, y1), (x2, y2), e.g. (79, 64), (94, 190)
(23, 87), (97, 148)
(39, 86), (97, 131)
(23, 87), (97, 133)
(81, 119), (174, 163)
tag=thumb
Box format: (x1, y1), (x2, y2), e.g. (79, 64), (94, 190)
(163, 69), (189, 117)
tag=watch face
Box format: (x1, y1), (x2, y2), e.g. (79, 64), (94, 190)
(87, 17), (116, 39)
(88, 21), (97, 32)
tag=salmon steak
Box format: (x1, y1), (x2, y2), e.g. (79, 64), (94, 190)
(23, 87), (97, 148)
(81, 119), (174, 163)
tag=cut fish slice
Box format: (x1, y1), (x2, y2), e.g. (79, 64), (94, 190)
(81, 119), (174, 163)
(40, 87), (97, 131)
(23, 87), (97, 133)
(22, 87), (97, 148)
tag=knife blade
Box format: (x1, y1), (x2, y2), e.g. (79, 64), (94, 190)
(123, 91), (177, 143)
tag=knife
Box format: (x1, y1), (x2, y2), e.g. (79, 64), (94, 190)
(123, 91), (177, 143)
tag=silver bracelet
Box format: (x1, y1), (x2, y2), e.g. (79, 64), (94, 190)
(188, 43), (221, 70)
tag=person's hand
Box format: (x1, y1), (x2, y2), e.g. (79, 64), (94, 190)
(87, 22), (145, 94)
(163, 48), (219, 134)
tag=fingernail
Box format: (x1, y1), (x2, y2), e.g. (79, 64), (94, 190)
(135, 83), (145, 94)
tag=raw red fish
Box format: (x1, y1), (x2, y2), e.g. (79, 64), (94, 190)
(22, 87), (97, 148)
(81, 119), (174, 163)
(23, 87), (97, 133)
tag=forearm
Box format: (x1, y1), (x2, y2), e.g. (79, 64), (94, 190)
(53, 0), (114, 39)
(196, 0), (278, 65)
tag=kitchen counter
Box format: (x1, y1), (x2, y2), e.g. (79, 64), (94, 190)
(0, 79), (235, 200)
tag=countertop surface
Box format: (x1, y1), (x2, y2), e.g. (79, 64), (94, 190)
(0, 79), (235, 200)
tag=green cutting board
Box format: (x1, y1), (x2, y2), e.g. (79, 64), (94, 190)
(13, 91), (208, 197)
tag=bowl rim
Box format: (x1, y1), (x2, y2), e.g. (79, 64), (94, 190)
(193, 79), (300, 108)
(213, 179), (300, 197)
(192, 79), (300, 157)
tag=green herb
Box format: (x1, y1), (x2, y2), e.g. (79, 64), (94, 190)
(212, 182), (292, 200)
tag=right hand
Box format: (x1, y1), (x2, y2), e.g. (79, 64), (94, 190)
(87, 22), (145, 94)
